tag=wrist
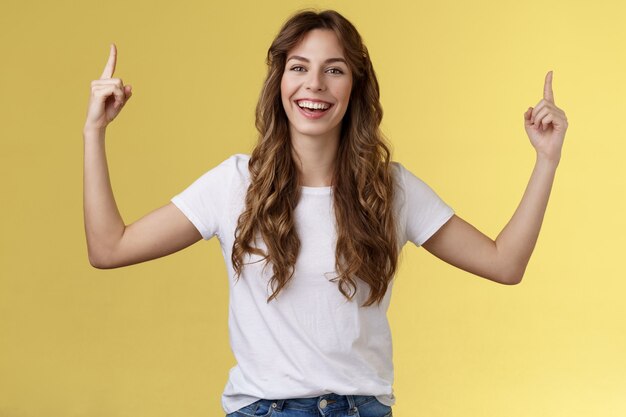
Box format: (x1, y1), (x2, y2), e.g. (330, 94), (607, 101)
(536, 152), (560, 170)
(83, 125), (106, 138)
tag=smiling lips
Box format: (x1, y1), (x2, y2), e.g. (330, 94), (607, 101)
(295, 99), (333, 119)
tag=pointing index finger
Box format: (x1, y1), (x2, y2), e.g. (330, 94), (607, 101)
(543, 70), (555, 103)
(100, 43), (117, 79)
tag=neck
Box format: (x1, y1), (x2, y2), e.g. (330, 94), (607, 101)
(290, 126), (340, 187)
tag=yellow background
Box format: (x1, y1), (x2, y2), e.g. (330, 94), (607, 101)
(1, 0), (624, 416)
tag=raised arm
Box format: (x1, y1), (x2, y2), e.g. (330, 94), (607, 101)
(83, 44), (202, 269)
(421, 71), (568, 285)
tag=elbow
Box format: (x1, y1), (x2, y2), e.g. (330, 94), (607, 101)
(89, 260), (109, 269)
(500, 266), (526, 285)
(88, 248), (113, 269)
(88, 254), (107, 269)
(503, 275), (523, 285)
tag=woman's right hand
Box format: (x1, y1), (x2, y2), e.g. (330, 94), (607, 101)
(84, 43), (133, 131)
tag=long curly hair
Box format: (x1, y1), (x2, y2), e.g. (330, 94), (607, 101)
(231, 9), (398, 308)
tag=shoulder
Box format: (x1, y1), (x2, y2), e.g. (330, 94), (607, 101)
(390, 160), (450, 209)
(390, 160), (434, 192)
(221, 153), (252, 194)
(389, 160), (409, 191)
(229, 152), (251, 164)
(221, 153), (251, 169)
(212, 153), (251, 180)
(390, 160), (404, 179)
(185, 153), (251, 191)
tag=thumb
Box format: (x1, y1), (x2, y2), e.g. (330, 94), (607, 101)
(125, 85), (133, 100)
(524, 106), (532, 123)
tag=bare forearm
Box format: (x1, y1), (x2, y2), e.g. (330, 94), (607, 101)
(495, 155), (559, 283)
(83, 127), (125, 267)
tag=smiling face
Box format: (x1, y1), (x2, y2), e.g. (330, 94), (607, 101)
(280, 29), (353, 142)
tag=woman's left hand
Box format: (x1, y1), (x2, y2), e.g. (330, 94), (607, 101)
(524, 71), (568, 164)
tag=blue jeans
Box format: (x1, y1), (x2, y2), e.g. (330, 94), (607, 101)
(225, 393), (393, 417)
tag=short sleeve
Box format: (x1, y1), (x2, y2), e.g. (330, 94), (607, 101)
(398, 162), (455, 247)
(170, 155), (237, 240)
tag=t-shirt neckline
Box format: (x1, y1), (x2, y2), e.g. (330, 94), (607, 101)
(299, 185), (333, 195)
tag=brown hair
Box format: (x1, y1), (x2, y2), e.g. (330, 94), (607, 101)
(231, 9), (398, 307)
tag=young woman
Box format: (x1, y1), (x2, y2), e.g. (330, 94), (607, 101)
(83, 9), (568, 417)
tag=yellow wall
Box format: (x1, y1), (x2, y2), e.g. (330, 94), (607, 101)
(1, 0), (624, 416)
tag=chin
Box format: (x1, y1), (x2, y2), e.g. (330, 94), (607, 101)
(291, 120), (342, 138)
(294, 127), (331, 137)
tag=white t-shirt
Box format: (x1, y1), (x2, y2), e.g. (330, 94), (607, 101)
(170, 153), (454, 414)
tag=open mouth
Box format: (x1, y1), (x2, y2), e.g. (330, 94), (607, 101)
(295, 100), (333, 118)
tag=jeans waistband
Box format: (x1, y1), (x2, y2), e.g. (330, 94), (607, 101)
(266, 393), (376, 413)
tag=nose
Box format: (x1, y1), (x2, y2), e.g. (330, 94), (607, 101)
(305, 70), (326, 91)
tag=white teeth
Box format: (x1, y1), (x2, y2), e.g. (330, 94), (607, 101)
(297, 100), (330, 110)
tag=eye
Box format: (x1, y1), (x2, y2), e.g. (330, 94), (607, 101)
(327, 68), (344, 75)
(290, 65), (306, 72)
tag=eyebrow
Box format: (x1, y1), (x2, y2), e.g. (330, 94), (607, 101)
(286, 55), (348, 65)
